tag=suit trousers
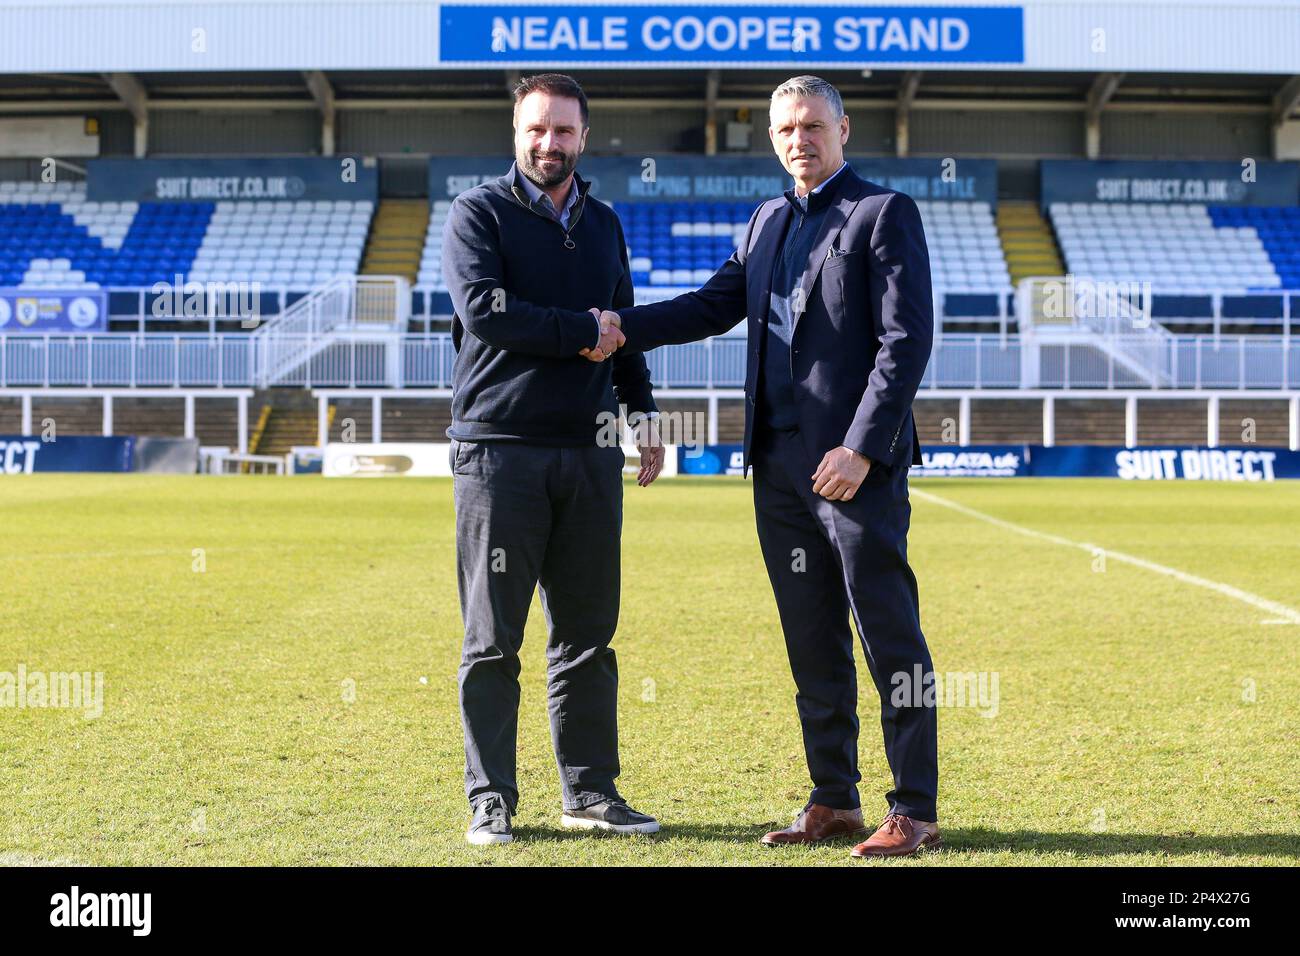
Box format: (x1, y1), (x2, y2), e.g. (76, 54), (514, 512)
(751, 425), (938, 821)
(452, 439), (626, 814)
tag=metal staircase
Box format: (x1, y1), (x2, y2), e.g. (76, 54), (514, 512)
(250, 274), (410, 387)
(1016, 276), (1176, 387)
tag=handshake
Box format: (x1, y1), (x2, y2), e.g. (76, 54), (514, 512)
(580, 308), (625, 362)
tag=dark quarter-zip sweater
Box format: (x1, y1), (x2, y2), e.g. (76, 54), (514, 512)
(441, 163), (657, 446)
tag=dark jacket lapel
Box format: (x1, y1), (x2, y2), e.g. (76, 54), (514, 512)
(792, 169), (867, 334)
(747, 199), (792, 326)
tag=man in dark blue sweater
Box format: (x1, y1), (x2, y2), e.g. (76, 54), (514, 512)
(441, 74), (662, 845)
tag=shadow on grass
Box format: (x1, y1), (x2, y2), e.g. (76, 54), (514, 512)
(513, 823), (1300, 859)
(513, 822), (766, 845)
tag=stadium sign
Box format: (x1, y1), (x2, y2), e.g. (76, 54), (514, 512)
(429, 156), (996, 203)
(0, 436), (133, 473)
(1033, 446), (1300, 482)
(324, 443), (452, 478)
(7, 2), (1300, 74)
(1041, 161), (1300, 208)
(440, 4), (1025, 64)
(678, 444), (745, 476)
(87, 158), (379, 203)
(0, 289), (107, 333)
(678, 444), (1300, 480)
(914, 446), (1026, 477)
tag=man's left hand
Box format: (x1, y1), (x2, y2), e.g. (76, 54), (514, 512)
(633, 417), (665, 487)
(811, 446), (873, 501)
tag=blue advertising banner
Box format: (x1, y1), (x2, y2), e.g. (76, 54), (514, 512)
(429, 156), (997, 204)
(1032, 446), (1300, 481)
(840, 157), (996, 204)
(428, 156), (783, 203)
(1041, 160), (1300, 208)
(0, 289), (107, 333)
(440, 5), (1025, 65)
(87, 157), (379, 203)
(679, 444), (745, 476)
(677, 443), (1300, 480)
(914, 444), (1028, 477)
(0, 436), (133, 473)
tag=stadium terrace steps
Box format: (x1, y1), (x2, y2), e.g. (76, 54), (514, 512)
(969, 398), (1045, 443)
(0, 396), (19, 432)
(252, 404), (328, 459)
(997, 201), (1065, 286)
(109, 397), (185, 438)
(1053, 399), (1130, 445)
(380, 399), (451, 442)
(913, 398), (961, 443)
(327, 397), (374, 442)
(914, 396), (1052, 445)
(320, 397), (452, 443)
(247, 403), (272, 456)
(1217, 398), (1292, 446)
(913, 396), (1222, 446)
(28, 397), (104, 437)
(244, 389), (329, 458)
(1136, 399), (1211, 445)
(193, 397), (242, 449)
(361, 199), (428, 283)
(0, 393), (1278, 454)
(312, 396), (744, 444)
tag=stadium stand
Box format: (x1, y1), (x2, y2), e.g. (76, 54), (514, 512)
(1209, 205), (1300, 291)
(0, 181), (373, 290)
(415, 196), (1011, 297)
(0, 180), (208, 288)
(1049, 202), (1289, 294)
(916, 200), (1012, 293)
(618, 200), (754, 288)
(415, 200), (451, 293)
(187, 199), (372, 286)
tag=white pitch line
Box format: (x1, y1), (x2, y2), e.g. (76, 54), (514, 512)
(912, 488), (1300, 626)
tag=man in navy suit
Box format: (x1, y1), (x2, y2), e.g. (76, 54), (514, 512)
(599, 76), (940, 857)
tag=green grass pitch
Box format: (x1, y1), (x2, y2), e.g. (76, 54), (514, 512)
(1, 473), (1297, 866)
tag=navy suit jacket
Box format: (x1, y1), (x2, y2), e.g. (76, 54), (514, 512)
(618, 167), (934, 474)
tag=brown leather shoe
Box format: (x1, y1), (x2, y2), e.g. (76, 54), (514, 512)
(761, 804), (866, 845)
(850, 813), (942, 858)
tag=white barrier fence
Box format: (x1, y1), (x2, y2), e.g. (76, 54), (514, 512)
(1, 331), (1297, 391)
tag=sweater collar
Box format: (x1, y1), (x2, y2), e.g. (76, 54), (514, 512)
(507, 161), (591, 214)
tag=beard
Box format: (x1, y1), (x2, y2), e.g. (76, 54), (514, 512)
(518, 147), (578, 188)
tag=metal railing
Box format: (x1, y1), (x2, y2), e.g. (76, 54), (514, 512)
(249, 274), (409, 386)
(1, 331), (1295, 391)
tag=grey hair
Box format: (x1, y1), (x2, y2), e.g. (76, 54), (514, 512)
(770, 75), (845, 120)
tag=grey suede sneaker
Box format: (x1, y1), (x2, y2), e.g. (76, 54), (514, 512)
(466, 796), (513, 845)
(561, 799), (660, 835)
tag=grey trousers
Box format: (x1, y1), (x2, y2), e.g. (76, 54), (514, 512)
(451, 438), (626, 814)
